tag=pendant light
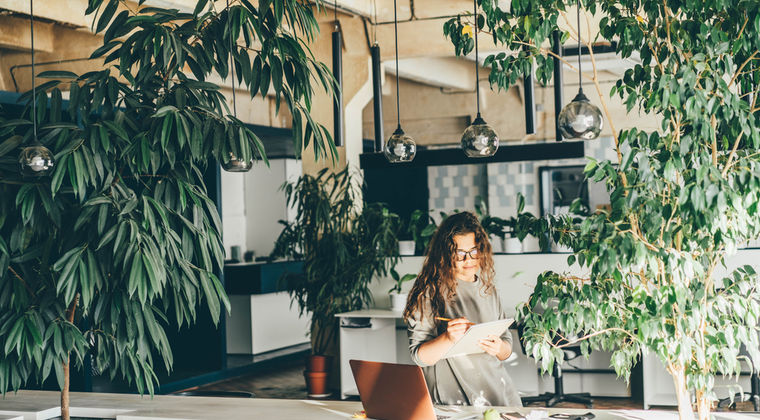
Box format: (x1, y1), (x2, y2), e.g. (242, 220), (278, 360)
(461, 0), (499, 158)
(221, 0), (253, 172)
(557, 0), (603, 140)
(18, 0), (54, 177)
(384, 0), (416, 163)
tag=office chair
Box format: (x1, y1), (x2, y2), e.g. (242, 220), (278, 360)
(517, 324), (593, 408)
(717, 343), (760, 411)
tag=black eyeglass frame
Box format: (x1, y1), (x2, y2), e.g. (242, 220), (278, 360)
(454, 247), (480, 261)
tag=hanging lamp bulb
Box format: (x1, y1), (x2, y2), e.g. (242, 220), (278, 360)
(384, 0), (415, 163)
(462, 114), (499, 157)
(19, 0), (54, 177)
(19, 145), (54, 176)
(221, 0), (253, 172)
(557, 0), (603, 140)
(384, 127), (416, 163)
(461, 0), (498, 158)
(558, 89), (603, 140)
(221, 153), (254, 172)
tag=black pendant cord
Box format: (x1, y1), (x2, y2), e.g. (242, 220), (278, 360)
(30, 0), (37, 141)
(576, 0), (582, 92)
(474, 0), (480, 118)
(226, 0), (237, 117)
(393, 0), (402, 131)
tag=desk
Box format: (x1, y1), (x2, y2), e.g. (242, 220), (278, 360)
(335, 310), (412, 399)
(1, 390), (759, 420)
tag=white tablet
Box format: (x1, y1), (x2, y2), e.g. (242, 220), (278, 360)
(441, 318), (514, 359)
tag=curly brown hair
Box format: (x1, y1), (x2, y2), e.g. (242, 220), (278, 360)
(402, 211), (495, 326)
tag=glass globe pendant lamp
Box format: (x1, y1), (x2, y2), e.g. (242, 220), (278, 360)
(384, 127), (416, 163)
(557, 0), (603, 140)
(19, 0), (54, 177)
(221, 0), (253, 172)
(461, 114), (499, 157)
(221, 152), (254, 172)
(461, 0), (498, 158)
(19, 144), (54, 176)
(383, 0), (416, 163)
(558, 88), (603, 140)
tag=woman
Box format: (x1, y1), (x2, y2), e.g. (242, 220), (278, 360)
(403, 211), (521, 407)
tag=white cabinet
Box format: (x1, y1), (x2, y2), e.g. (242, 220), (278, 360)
(335, 310), (413, 399)
(226, 292), (309, 355)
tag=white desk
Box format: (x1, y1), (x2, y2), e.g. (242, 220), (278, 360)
(335, 309), (413, 399)
(1, 390), (759, 420)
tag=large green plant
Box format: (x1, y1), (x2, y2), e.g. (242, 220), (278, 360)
(0, 0), (334, 418)
(446, 1), (760, 419)
(272, 168), (400, 355)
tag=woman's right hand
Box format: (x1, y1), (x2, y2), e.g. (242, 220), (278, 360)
(444, 318), (472, 343)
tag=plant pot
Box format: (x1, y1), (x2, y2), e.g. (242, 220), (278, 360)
(304, 370), (329, 398)
(306, 354), (330, 372)
(504, 237), (523, 254)
(490, 237), (504, 253)
(398, 240), (415, 256)
(389, 292), (408, 312)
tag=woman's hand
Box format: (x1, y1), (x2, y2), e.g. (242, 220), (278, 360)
(478, 334), (511, 360)
(444, 318), (473, 343)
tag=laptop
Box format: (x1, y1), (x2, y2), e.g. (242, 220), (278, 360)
(349, 359), (476, 420)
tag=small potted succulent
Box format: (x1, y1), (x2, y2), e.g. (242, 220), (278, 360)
(388, 269), (417, 312)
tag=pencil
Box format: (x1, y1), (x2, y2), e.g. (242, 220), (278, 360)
(435, 317), (474, 325)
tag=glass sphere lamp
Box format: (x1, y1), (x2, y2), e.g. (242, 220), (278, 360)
(558, 89), (603, 140)
(461, 115), (499, 157)
(384, 127), (416, 163)
(19, 143), (55, 177)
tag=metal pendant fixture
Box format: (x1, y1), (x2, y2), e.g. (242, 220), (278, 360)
(461, 0), (498, 158)
(221, 0), (253, 172)
(384, 0), (416, 163)
(19, 0), (54, 177)
(557, 0), (603, 141)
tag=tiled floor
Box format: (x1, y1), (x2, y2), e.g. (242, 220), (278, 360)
(189, 355), (757, 412)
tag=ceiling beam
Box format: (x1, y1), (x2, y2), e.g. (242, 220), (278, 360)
(385, 57), (475, 91)
(0, 16), (54, 53)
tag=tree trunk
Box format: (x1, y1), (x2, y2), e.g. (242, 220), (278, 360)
(695, 390), (711, 420)
(61, 356), (70, 420)
(61, 294), (78, 420)
(670, 364), (695, 420)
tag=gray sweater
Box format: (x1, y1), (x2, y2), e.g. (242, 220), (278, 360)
(407, 277), (522, 407)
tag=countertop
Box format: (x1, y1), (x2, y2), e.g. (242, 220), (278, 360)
(0, 390), (756, 420)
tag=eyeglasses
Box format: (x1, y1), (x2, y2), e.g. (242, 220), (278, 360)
(455, 247), (480, 261)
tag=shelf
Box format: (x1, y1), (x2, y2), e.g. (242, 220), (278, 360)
(359, 141), (585, 170)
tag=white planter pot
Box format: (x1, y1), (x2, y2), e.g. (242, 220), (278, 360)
(389, 292), (408, 312)
(504, 237), (523, 254)
(551, 241), (573, 253)
(398, 240), (416, 256)
(490, 237), (504, 253)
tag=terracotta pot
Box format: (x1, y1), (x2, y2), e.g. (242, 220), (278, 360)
(304, 370), (329, 397)
(306, 355), (330, 372)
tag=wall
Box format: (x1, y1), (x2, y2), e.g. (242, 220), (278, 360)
(221, 159), (302, 259)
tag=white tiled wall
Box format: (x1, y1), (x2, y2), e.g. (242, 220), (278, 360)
(426, 138), (618, 249)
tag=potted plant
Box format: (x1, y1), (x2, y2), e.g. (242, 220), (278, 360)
(446, 2), (760, 420)
(408, 209), (439, 255)
(0, 1), (335, 418)
(388, 269), (417, 312)
(271, 168), (400, 397)
(475, 196), (511, 252)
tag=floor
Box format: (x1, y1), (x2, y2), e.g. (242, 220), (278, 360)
(184, 355), (760, 412)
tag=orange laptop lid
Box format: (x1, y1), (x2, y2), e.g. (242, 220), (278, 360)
(349, 359), (437, 420)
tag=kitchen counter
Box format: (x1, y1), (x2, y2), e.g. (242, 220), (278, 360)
(223, 260), (302, 295)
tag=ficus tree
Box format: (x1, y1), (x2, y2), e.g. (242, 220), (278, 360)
(0, 0), (335, 419)
(446, 1), (760, 419)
